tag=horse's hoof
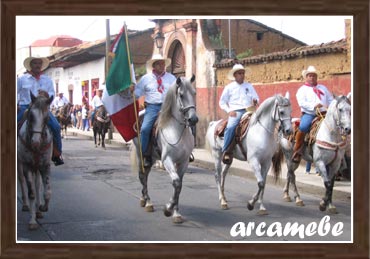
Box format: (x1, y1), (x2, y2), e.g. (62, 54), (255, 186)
(139, 198), (146, 207)
(145, 204), (154, 212)
(39, 205), (48, 212)
(95, 145), (98, 148)
(173, 216), (183, 224)
(28, 223), (39, 230)
(221, 204), (229, 210)
(257, 209), (269, 216)
(163, 207), (172, 217)
(296, 200), (305, 207)
(36, 212), (43, 219)
(283, 196), (292, 202)
(247, 202), (254, 211)
(319, 204), (326, 211)
(22, 205), (30, 211)
(328, 207), (338, 214)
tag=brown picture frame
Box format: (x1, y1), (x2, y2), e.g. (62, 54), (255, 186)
(2, 1), (369, 258)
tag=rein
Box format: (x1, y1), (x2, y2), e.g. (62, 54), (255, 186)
(160, 82), (196, 146)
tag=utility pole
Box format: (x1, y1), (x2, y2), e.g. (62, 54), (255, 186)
(106, 19), (113, 140)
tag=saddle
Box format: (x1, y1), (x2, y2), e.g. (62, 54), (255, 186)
(289, 114), (325, 146)
(214, 112), (253, 142)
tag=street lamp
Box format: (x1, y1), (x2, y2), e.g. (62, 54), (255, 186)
(154, 31), (165, 50)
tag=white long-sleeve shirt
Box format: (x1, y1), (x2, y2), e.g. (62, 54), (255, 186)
(52, 96), (69, 108)
(296, 84), (333, 115)
(17, 73), (55, 105)
(91, 95), (104, 109)
(134, 72), (176, 104)
(219, 81), (259, 113)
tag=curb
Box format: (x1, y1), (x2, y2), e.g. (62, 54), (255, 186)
(192, 159), (351, 202)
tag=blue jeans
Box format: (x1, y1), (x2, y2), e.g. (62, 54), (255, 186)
(18, 104), (62, 153)
(306, 162), (312, 172)
(299, 113), (316, 133)
(141, 103), (161, 154)
(222, 109), (245, 152)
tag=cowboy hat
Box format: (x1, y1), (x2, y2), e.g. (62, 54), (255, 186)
(302, 65), (319, 78)
(146, 54), (171, 73)
(23, 56), (50, 71)
(95, 86), (105, 91)
(227, 64), (251, 80)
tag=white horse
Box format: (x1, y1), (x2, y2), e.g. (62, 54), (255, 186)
(206, 93), (292, 214)
(279, 95), (351, 213)
(18, 92), (54, 230)
(131, 75), (198, 223)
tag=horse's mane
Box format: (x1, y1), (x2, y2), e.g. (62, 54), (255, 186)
(157, 80), (178, 129)
(249, 94), (290, 126)
(249, 95), (275, 126)
(32, 95), (50, 110)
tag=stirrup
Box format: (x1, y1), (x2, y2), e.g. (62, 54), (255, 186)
(189, 153), (194, 162)
(291, 153), (301, 163)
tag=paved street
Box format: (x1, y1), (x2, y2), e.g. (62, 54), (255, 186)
(17, 132), (352, 242)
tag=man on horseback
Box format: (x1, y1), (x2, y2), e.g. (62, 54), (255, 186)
(130, 54), (176, 168)
(219, 64), (259, 164)
(291, 66), (333, 163)
(17, 56), (64, 166)
(91, 87), (104, 124)
(52, 92), (70, 116)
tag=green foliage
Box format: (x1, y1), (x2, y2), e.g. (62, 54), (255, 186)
(237, 49), (253, 59)
(135, 66), (146, 78)
(209, 33), (225, 48)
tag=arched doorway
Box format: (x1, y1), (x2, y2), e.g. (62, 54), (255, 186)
(169, 40), (185, 78)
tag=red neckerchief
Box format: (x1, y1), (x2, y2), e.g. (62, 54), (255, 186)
(153, 70), (165, 94)
(28, 70), (42, 81)
(305, 83), (324, 100)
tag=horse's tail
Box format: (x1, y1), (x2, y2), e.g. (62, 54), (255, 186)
(271, 144), (284, 183)
(205, 121), (217, 154)
(130, 140), (139, 174)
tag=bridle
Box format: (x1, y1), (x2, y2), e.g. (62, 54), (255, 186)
(258, 97), (291, 135)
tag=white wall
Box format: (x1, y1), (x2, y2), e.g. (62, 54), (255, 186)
(45, 57), (106, 105)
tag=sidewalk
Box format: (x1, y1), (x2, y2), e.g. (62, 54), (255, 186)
(67, 127), (351, 199)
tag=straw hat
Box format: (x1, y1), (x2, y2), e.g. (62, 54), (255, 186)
(146, 54), (171, 73)
(227, 64), (251, 80)
(23, 56), (50, 71)
(302, 66), (319, 78)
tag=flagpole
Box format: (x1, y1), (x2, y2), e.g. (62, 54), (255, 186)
(106, 19), (113, 140)
(124, 23), (145, 173)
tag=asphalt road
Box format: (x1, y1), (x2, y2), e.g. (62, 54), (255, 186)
(17, 133), (352, 242)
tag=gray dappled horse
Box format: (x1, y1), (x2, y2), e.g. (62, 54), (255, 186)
(131, 75), (198, 223)
(18, 92), (53, 230)
(206, 93), (292, 215)
(93, 105), (111, 149)
(278, 95), (351, 213)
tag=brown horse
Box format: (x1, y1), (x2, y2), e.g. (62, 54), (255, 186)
(54, 103), (73, 138)
(93, 105), (111, 149)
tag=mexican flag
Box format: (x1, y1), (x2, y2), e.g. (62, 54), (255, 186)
(102, 25), (138, 142)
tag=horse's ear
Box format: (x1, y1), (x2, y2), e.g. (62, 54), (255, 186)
(190, 74), (195, 83)
(285, 91), (290, 100)
(30, 91), (36, 103)
(176, 77), (181, 88)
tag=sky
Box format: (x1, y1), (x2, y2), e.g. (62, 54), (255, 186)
(16, 16), (351, 49)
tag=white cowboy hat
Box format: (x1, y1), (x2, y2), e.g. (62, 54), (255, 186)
(23, 56), (50, 71)
(146, 54), (171, 73)
(227, 64), (251, 80)
(95, 86), (105, 92)
(302, 65), (319, 78)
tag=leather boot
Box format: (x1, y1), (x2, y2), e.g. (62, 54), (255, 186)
(292, 130), (305, 163)
(222, 139), (236, 164)
(52, 144), (64, 166)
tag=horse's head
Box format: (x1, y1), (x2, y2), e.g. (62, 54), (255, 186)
(28, 91), (53, 149)
(330, 95), (351, 135)
(274, 92), (293, 136)
(176, 75), (198, 126)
